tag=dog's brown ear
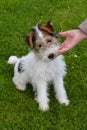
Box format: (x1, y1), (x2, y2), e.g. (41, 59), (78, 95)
(46, 21), (54, 32)
(25, 35), (29, 44)
(38, 21), (55, 35)
(25, 31), (35, 48)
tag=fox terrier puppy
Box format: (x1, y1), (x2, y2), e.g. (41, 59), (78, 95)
(8, 21), (69, 111)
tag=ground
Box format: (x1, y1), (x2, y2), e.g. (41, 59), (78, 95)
(0, 0), (87, 130)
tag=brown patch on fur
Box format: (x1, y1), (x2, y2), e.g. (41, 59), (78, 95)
(34, 39), (43, 53)
(25, 31), (35, 48)
(46, 36), (53, 44)
(46, 21), (54, 32)
(25, 21), (57, 49)
(29, 31), (35, 47)
(38, 21), (55, 35)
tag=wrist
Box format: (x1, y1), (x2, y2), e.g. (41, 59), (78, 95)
(78, 18), (87, 36)
(78, 29), (87, 40)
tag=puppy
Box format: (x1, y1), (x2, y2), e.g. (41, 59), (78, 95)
(8, 21), (69, 111)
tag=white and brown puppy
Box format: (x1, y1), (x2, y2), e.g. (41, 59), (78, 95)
(8, 21), (69, 111)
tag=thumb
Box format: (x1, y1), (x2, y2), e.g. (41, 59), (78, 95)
(59, 31), (68, 37)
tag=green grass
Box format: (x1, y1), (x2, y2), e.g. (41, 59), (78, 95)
(0, 0), (87, 130)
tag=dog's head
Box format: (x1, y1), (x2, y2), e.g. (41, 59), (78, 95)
(25, 21), (60, 61)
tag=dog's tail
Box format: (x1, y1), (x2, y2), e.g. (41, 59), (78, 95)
(7, 56), (19, 65)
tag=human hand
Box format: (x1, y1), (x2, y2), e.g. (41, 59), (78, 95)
(58, 29), (87, 55)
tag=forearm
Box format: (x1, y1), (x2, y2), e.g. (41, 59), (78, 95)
(78, 18), (87, 35)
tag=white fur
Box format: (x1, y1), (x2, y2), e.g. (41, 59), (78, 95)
(36, 25), (43, 38)
(8, 25), (69, 111)
(7, 56), (18, 64)
(8, 51), (69, 111)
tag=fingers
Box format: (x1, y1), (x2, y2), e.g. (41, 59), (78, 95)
(57, 43), (67, 55)
(58, 31), (71, 55)
(58, 48), (68, 55)
(58, 41), (75, 55)
(59, 42), (65, 49)
(58, 32), (68, 55)
(59, 31), (68, 37)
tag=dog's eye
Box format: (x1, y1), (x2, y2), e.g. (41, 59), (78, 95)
(47, 39), (51, 43)
(38, 44), (42, 48)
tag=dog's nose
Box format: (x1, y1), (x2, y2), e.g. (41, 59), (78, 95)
(48, 53), (54, 59)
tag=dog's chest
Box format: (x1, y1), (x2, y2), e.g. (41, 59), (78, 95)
(28, 58), (56, 83)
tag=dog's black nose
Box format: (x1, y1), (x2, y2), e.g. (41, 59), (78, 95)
(48, 53), (54, 59)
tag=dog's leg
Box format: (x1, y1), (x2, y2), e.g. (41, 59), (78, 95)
(13, 77), (26, 91)
(33, 85), (38, 101)
(54, 77), (69, 106)
(35, 81), (49, 111)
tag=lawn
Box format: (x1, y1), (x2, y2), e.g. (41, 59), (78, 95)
(0, 0), (87, 130)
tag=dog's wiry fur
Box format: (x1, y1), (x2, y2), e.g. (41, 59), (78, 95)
(8, 21), (69, 111)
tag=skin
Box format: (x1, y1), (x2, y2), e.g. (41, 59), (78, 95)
(58, 29), (87, 55)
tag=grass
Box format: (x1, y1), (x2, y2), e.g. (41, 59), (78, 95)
(0, 0), (87, 129)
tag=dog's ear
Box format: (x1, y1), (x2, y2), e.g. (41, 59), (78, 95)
(25, 31), (35, 48)
(46, 21), (54, 32)
(38, 21), (55, 35)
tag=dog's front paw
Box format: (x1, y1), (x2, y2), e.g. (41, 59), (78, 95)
(59, 98), (70, 106)
(39, 102), (49, 111)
